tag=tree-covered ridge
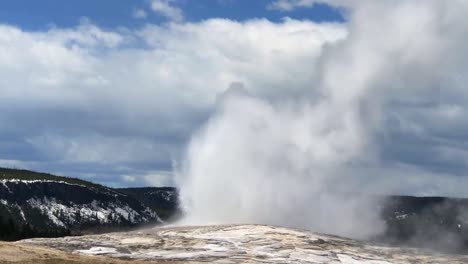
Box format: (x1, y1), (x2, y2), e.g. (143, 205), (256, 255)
(0, 167), (104, 189)
(0, 168), (162, 241)
(117, 187), (180, 221)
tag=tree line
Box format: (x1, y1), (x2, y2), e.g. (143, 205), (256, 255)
(0, 214), (71, 241)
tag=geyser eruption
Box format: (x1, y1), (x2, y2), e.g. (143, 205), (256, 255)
(176, 90), (384, 238)
(175, 0), (468, 239)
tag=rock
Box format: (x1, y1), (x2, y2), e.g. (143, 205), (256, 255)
(19, 224), (468, 263)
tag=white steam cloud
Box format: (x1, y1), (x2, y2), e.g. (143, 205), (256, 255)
(176, 0), (468, 239)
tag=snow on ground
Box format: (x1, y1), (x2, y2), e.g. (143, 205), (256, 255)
(76, 247), (119, 255)
(0, 179), (86, 188)
(25, 197), (155, 226)
(120, 237), (158, 244)
(0, 179), (159, 228)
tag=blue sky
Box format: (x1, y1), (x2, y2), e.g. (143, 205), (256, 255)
(0, 0), (343, 30)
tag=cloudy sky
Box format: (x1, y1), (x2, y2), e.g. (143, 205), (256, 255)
(2, 0), (468, 195)
(0, 0), (342, 187)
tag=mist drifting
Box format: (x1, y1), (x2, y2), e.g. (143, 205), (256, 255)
(176, 0), (468, 239)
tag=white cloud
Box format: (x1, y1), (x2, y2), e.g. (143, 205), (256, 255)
(0, 18), (342, 114)
(122, 175), (137, 183)
(150, 0), (184, 22)
(267, 0), (363, 11)
(26, 134), (174, 165)
(0, 18), (344, 187)
(0, 159), (36, 169)
(143, 170), (174, 187)
(12, 18), (346, 116)
(120, 170), (174, 187)
(267, 0), (316, 11)
(133, 8), (148, 19)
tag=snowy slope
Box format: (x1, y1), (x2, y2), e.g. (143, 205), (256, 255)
(117, 187), (179, 220)
(0, 178), (161, 239)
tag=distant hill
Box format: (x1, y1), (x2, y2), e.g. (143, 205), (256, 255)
(0, 168), (103, 189)
(117, 187), (180, 221)
(0, 168), (163, 241)
(380, 195), (468, 252)
(3, 167), (468, 253)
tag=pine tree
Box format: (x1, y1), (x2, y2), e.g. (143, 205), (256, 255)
(6, 218), (16, 240)
(0, 214), (5, 239)
(75, 210), (81, 223)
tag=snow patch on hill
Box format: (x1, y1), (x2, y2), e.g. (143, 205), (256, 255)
(0, 179), (86, 189)
(0, 178), (161, 232)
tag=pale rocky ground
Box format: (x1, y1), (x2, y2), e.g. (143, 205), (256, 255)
(0, 241), (178, 264)
(11, 224), (468, 263)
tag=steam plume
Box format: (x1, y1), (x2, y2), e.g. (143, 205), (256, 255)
(175, 0), (468, 239)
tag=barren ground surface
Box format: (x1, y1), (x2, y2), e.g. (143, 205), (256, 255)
(0, 241), (181, 264)
(7, 224), (468, 263)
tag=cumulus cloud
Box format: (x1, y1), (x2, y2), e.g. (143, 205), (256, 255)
(176, 0), (468, 239)
(268, 0), (317, 11)
(133, 9), (148, 19)
(0, 18), (342, 186)
(267, 0), (352, 11)
(150, 0), (184, 22)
